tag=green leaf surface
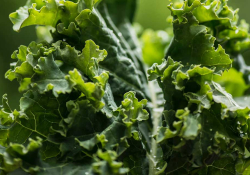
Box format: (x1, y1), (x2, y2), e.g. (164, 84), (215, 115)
(6, 0), (250, 174)
(149, 57), (250, 173)
(166, 12), (232, 73)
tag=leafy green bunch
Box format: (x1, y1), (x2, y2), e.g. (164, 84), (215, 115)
(2, 0), (250, 174)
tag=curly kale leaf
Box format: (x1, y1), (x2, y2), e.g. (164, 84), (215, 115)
(149, 56), (250, 174)
(9, 0), (150, 102)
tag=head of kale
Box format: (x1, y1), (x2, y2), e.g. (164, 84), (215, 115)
(1, 0), (250, 174)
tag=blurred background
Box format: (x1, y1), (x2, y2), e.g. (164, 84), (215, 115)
(0, 0), (250, 108)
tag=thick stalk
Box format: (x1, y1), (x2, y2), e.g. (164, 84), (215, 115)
(148, 81), (161, 175)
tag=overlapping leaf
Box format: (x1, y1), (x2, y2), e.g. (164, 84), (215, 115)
(6, 40), (111, 112)
(10, 0), (150, 103)
(148, 57), (250, 173)
(0, 89), (150, 174)
(166, 12), (232, 73)
(168, 0), (250, 87)
(6, 0), (250, 174)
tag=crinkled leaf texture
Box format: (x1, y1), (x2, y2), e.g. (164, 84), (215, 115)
(147, 0), (250, 173)
(0, 79), (149, 174)
(168, 0), (250, 88)
(4, 0), (250, 174)
(148, 0), (250, 174)
(2, 0), (154, 174)
(148, 56), (250, 174)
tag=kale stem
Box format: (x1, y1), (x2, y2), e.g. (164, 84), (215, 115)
(148, 80), (161, 175)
